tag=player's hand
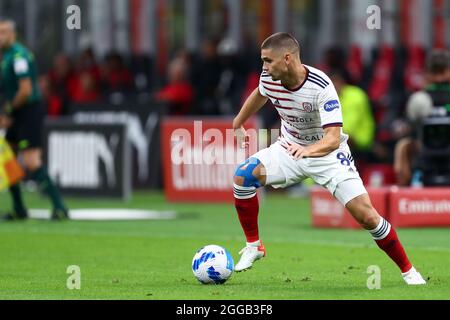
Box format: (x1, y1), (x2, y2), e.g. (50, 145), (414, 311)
(234, 126), (249, 149)
(287, 142), (310, 160)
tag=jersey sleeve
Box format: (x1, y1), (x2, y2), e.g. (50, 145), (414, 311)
(317, 84), (343, 128)
(258, 72), (269, 98)
(13, 54), (31, 79)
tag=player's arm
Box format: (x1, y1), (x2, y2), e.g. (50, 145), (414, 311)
(233, 88), (268, 129)
(9, 78), (33, 110)
(2, 78), (33, 115)
(288, 126), (341, 159)
(232, 87), (268, 147)
(0, 78), (31, 127)
(3, 53), (34, 113)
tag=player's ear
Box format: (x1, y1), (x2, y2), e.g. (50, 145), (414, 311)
(284, 53), (290, 64)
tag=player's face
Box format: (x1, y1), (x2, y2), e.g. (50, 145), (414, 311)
(0, 23), (14, 49)
(261, 48), (288, 81)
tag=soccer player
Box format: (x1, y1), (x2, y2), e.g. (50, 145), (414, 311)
(232, 33), (425, 285)
(0, 18), (68, 220)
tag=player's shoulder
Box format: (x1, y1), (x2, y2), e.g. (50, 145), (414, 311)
(12, 43), (32, 59)
(305, 65), (333, 89)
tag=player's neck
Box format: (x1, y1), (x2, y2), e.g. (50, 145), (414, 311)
(282, 64), (307, 91)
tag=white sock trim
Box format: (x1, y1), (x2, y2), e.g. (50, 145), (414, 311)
(233, 183), (256, 200)
(246, 240), (261, 247)
(402, 266), (415, 276)
(369, 217), (391, 240)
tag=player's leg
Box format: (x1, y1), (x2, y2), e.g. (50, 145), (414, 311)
(21, 147), (68, 220)
(306, 145), (425, 285)
(6, 182), (28, 220)
(18, 102), (68, 220)
(337, 179), (426, 285)
(233, 142), (294, 272)
(233, 157), (267, 271)
(2, 124), (28, 220)
(393, 137), (415, 186)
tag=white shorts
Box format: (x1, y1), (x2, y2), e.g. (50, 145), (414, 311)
(251, 139), (367, 206)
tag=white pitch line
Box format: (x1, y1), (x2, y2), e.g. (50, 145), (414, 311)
(28, 209), (176, 220)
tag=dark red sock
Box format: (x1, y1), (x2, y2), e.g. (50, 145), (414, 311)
(375, 227), (412, 273)
(235, 195), (259, 243)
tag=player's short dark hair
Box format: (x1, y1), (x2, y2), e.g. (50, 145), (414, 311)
(261, 32), (300, 54)
(426, 49), (450, 74)
(0, 17), (16, 31)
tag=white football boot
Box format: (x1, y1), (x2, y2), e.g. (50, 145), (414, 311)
(234, 242), (266, 272)
(402, 266), (426, 285)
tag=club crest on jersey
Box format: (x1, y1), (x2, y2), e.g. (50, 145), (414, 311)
(324, 100), (340, 112)
(301, 102), (313, 112)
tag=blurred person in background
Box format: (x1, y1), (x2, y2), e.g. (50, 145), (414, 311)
(100, 52), (133, 94)
(318, 46), (347, 75)
(70, 71), (101, 103)
(38, 74), (64, 118)
(0, 17), (68, 220)
(47, 53), (76, 116)
(330, 68), (376, 165)
(394, 49), (450, 186)
(216, 37), (246, 115)
(154, 54), (193, 115)
(69, 48), (101, 103)
(76, 48), (101, 81)
(191, 38), (222, 115)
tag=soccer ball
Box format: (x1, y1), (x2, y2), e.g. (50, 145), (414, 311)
(192, 245), (234, 284)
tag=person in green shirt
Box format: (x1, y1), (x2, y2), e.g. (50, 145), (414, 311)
(0, 17), (68, 220)
(329, 69), (376, 160)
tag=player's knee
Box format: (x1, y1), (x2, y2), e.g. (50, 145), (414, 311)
(233, 157), (263, 188)
(360, 208), (380, 229)
(348, 195), (380, 228)
(359, 202), (380, 230)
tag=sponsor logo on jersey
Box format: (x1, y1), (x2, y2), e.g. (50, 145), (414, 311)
(280, 114), (316, 126)
(324, 100), (340, 112)
(301, 102), (313, 112)
(302, 134), (323, 142)
(290, 117), (314, 123)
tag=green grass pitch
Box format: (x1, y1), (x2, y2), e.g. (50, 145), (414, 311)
(0, 189), (449, 300)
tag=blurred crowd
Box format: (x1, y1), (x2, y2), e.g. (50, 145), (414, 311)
(40, 48), (135, 116)
(39, 37), (261, 118)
